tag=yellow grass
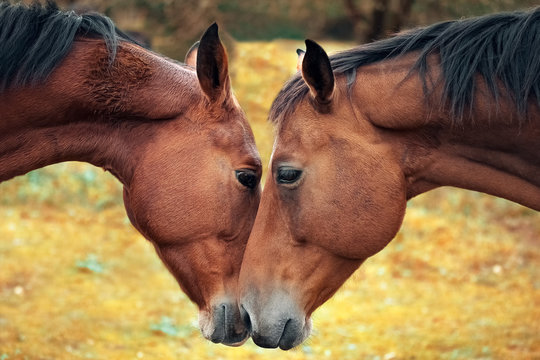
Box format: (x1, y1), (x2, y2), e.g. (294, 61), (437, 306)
(1, 41), (539, 360)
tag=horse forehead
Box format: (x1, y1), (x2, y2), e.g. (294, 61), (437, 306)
(275, 109), (350, 153)
(209, 113), (257, 152)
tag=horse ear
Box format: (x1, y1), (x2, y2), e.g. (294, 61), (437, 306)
(184, 41), (199, 68)
(196, 23), (230, 102)
(296, 48), (305, 72)
(302, 39), (334, 106)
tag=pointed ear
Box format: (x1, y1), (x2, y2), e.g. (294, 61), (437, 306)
(196, 23), (230, 102)
(302, 39), (334, 106)
(296, 48), (305, 72)
(184, 41), (199, 67)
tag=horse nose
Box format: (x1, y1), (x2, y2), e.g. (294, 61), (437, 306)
(251, 317), (304, 350)
(203, 302), (249, 346)
(240, 291), (309, 350)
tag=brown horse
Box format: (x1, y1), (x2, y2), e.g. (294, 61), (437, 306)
(239, 8), (540, 349)
(0, 2), (261, 346)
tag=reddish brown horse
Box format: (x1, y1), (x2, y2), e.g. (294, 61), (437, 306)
(239, 8), (540, 349)
(0, 2), (261, 345)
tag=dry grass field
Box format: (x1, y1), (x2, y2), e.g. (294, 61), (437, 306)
(1, 40), (539, 359)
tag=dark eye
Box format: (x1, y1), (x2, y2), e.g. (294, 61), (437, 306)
(276, 167), (302, 184)
(235, 169), (258, 189)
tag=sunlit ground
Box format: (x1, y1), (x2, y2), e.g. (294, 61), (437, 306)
(1, 41), (539, 359)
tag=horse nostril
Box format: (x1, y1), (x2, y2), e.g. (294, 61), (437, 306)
(208, 302), (250, 346)
(278, 318), (296, 350)
(240, 305), (252, 333)
(208, 304), (227, 344)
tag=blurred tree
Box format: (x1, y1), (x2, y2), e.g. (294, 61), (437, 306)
(58, 0), (222, 59)
(54, 0), (539, 58)
(343, 0), (415, 42)
(339, 0), (539, 43)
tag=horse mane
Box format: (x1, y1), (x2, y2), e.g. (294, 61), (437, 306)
(270, 7), (540, 126)
(0, 1), (137, 92)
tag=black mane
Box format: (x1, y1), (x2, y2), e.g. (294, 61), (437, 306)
(0, 1), (135, 92)
(270, 7), (540, 125)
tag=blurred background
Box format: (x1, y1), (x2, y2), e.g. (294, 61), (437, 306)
(1, 0), (539, 359)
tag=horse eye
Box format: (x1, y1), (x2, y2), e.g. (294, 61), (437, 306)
(235, 169), (258, 189)
(276, 167), (303, 184)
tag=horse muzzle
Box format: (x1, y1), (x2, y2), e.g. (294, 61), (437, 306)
(240, 290), (311, 350)
(199, 301), (249, 346)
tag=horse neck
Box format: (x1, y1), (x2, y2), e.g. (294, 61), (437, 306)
(399, 118), (540, 210)
(0, 40), (199, 186)
(0, 100), (150, 185)
(352, 63), (540, 211)
(0, 43), (149, 186)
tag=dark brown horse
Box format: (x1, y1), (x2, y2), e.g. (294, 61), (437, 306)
(239, 8), (540, 349)
(0, 2), (261, 345)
